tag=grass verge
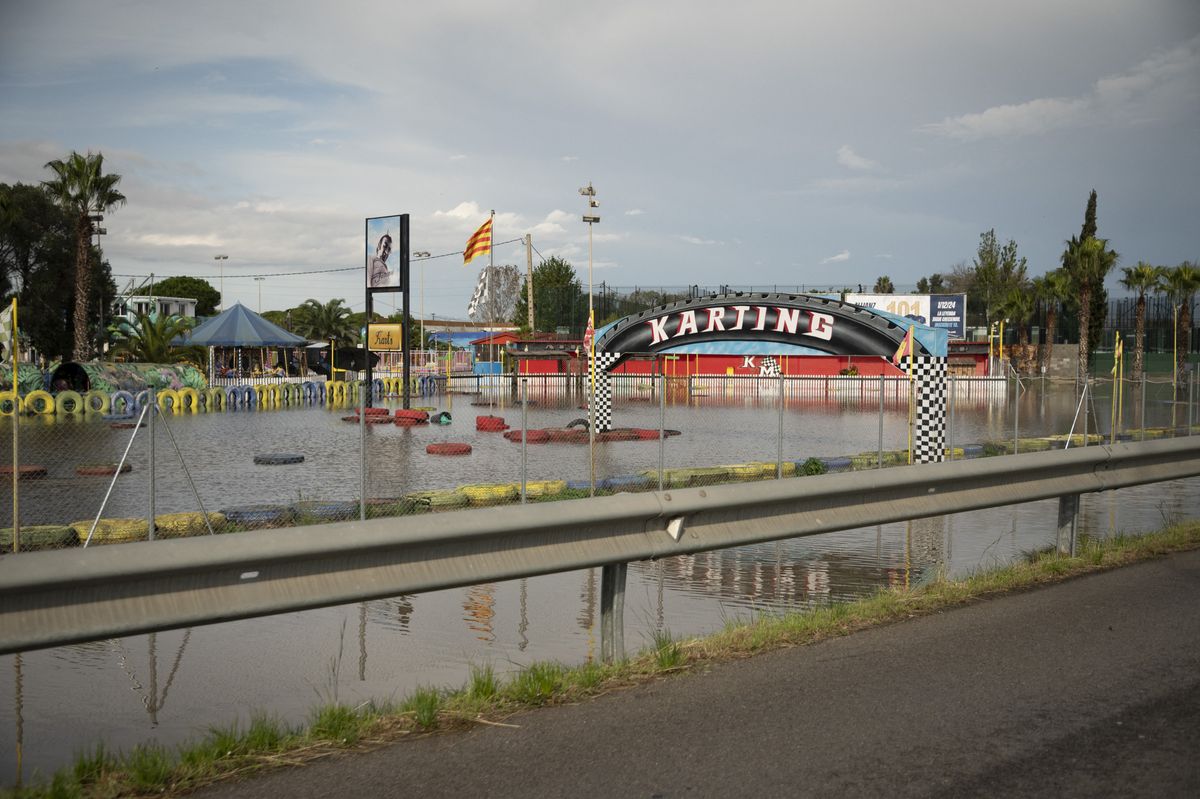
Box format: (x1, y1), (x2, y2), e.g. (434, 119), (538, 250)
(6, 519), (1199, 798)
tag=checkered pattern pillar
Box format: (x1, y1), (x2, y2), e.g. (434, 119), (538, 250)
(909, 355), (947, 463)
(589, 352), (621, 432)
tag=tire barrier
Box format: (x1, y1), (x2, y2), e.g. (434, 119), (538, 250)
(417, 375), (442, 396)
(83, 390), (111, 414)
(0, 464), (48, 479)
(405, 489), (471, 510)
(154, 512), (226, 538)
(476, 415), (509, 432)
(156, 388), (180, 413)
(326, 380), (347, 404)
(69, 517), (148, 545)
(0, 391), (21, 416)
(395, 409), (429, 422)
(0, 524), (78, 551)
(111, 390), (136, 414)
(134, 390), (154, 414)
(524, 479), (568, 498)
(342, 414), (393, 424)
(292, 500), (359, 522)
(301, 381), (321, 403)
(54, 390), (85, 415)
(459, 483), (520, 505)
(253, 453), (305, 465)
(225, 385), (244, 410)
(219, 505), (295, 528)
(75, 462), (133, 476)
(426, 442), (472, 456)
(205, 387), (226, 412)
(372, 378), (385, 398)
(25, 390), (55, 415)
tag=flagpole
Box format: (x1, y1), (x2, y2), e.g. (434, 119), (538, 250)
(488, 209), (495, 412)
(907, 325), (915, 465)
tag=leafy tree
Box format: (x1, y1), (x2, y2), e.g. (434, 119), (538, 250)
(292, 298), (355, 343)
(872, 275), (895, 294)
(1159, 262), (1200, 380)
(261, 309), (291, 331)
(973, 229), (1028, 324)
(109, 311), (204, 364)
(1119, 262), (1165, 380)
(41, 151), (126, 361)
(996, 286), (1035, 347)
(1062, 236), (1118, 385)
(915, 273), (946, 294)
(150, 275), (221, 316)
(512, 256), (585, 335)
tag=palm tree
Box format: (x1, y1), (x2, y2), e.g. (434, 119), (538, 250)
(996, 286), (1035, 348)
(1062, 236), (1118, 386)
(872, 275), (895, 294)
(1160, 262), (1200, 383)
(1119, 262), (1165, 381)
(109, 311), (205, 364)
(292, 298), (355, 343)
(42, 151), (126, 361)
(1032, 269), (1071, 373)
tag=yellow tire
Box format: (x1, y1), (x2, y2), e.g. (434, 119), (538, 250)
(175, 387), (200, 412)
(0, 391), (22, 416)
(156, 388), (181, 412)
(205, 387), (226, 411)
(458, 483), (520, 505)
(55, 390), (85, 415)
(83, 390), (111, 414)
(327, 380), (346, 404)
(70, 518), (149, 546)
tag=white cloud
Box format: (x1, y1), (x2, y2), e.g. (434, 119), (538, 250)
(134, 232), (223, 247)
(922, 34), (1200, 139)
(561, 155), (579, 162)
(821, 250), (850, 264)
(624, 208), (644, 216)
(677, 235), (723, 246)
(449, 154), (467, 161)
(836, 145), (877, 170)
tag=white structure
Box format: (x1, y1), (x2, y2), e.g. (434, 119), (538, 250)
(112, 295), (199, 325)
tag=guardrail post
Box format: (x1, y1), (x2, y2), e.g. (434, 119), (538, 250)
(1057, 494), (1079, 556)
(600, 562), (627, 663)
(148, 388), (156, 541)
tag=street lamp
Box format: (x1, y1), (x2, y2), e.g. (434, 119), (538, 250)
(414, 251), (431, 349)
(213, 255), (228, 311)
(255, 277), (265, 313)
(579, 182), (600, 495)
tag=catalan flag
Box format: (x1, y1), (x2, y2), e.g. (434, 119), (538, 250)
(463, 218), (492, 265)
(891, 325), (914, 367)
(0, 299), (14, 365)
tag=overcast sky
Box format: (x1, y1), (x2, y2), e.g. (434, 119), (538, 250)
(1, 1), (1197, 318)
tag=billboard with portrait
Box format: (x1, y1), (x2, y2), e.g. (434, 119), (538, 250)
(365, 214), (408, 292)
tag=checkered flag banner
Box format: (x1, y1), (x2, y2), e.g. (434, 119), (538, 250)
(0, 300), (13, 364)
(465, 268), (488, 320)
(759, 356), (781, 376)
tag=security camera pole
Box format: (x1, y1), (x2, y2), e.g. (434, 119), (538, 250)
(580, 182), (600, 494)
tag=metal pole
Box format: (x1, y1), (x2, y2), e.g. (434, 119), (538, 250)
(1013, 371), (1020, 455)
(1082, 379), (1089, 447)
(947, 375), (955, 462)
(777, 370), (784, 479)
(658, 371), (665, 492)
(525, 234), (535, 333)
(878, 373), (884, 468)
(359, 384), (367, 521)
(1141, 377), (1147, 442)
(147, 389), (156, 541)
(521, 378), (528, 504)
(599, 562), (627, 663)
(1056, 494), (1079, 557)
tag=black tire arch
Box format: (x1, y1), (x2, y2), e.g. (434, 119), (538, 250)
(593, 293), (927, 369)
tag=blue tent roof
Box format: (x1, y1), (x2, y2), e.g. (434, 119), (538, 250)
(176, 303), (308, 347)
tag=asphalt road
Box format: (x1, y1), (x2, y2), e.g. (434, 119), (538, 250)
(198, 550), (1200, 798)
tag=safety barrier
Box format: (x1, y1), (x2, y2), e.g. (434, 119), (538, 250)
(1, 437), (1198, 655)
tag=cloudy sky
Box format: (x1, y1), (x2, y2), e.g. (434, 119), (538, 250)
(1, 0), (1197, 319)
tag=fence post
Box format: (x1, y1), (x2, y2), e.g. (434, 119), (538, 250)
(777, 371), (784, 479)
(1057, 494), (1079, 556)
(947, 375), (955, 462)
(658, 372), (666, 492)
(878, 374), (884, 468)
(1013, 371), (1020, 455)
(1141, 377), (1147, 442)
(521, 378), (528, 504)
(600, 562), (627, 663)
(148, 388), (156, 542)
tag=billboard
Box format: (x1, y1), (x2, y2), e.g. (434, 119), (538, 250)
(365, 214), (409, 292)
(845, 293), (967, 339)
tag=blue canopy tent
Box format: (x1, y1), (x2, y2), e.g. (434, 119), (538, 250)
(175, 303), (308, 381)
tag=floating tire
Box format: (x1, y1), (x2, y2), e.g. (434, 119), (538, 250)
(0, 391), (21, 416)
(75, 462), (133, 476)
(292, 500), (359, 521)
(220, 504), (295, 527)
(394, 416), (428, 426)
(0, 464), (48, 479)
(633, 428), (661, 440)
(84, 390), (111, 414)
(600, 474), (654, 491)
(503, 429), (549, 443)
(394, 409), (430, 421)
(55, 390), (85, 415)
(819, 457), (852, 471)
(426, 442), (472, 456)
(0, 524), (78, 551)
(357, 406), (391, 416)
(25, 390), (54, 415)
(341, 415), (393, 424)
(253, 453), (305, 465)
(596, 429), (640, 442)
(475, 415), (509, 432)
(110, 390), (136, 414)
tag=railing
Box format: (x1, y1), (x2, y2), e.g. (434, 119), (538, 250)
(2, 437), (1199, 657)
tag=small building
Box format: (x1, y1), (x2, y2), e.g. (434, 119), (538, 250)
(112, 295), (198, 324)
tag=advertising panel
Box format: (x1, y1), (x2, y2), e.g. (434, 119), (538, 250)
(365, 214), (408, 292)
(929, 294), (967, 339)
(846, 293), (967, 339)
(367, 324), (403, 351)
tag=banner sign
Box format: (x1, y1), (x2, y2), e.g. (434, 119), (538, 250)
(367, 324), (403, 351)
(365, 214), (409, 292)
(845, 293), (967, 339)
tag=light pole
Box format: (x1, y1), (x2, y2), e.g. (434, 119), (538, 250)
(414, 251), (431, 350)
(255, 277), (265, 313)
(214, 255), (228, 311)
(579, 183), (599, 322)
(580, 182), (600, 496)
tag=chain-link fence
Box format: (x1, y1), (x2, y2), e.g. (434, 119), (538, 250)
(3, 365), (1198, 553)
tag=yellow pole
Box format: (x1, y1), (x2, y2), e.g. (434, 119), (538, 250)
(907, 325), (915, 465)
(999, 321), (1005, 363)
(1118, 337), (1124, 436)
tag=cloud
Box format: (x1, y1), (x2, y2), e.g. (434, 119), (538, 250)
(134, 232), (223, 247)
(821, 250), (850, 264)
(921, 34), (1200, 139)
(449, 154), (467, 161)
(561, 155), (578, 162)
(677, 235), (723, 246)
(836, 145), (877, 170)
(624, 208), (644, 216)
(874, 253), (893, 259)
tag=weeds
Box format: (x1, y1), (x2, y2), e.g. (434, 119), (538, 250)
(650, 629), (686, 670)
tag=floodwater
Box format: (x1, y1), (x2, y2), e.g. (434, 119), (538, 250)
(2, 376), (1198, 785)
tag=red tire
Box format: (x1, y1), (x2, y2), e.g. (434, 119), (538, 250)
(395, 416), (428, 426)
(476, 415), (509, 432)
(75, 463), (133, 476)
(505, 429), (549, 443)
(634, 428), (661, 440)
(343, 415), (392, 423)
(356, 406), (391, 416)
(596, 429), (640, 442)
(395, 409), (431, 421)
(0, 464), (48, 479)
(426, 442), (472, 456)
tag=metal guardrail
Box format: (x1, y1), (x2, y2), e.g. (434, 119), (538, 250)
(2, 437), (1199, 656)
